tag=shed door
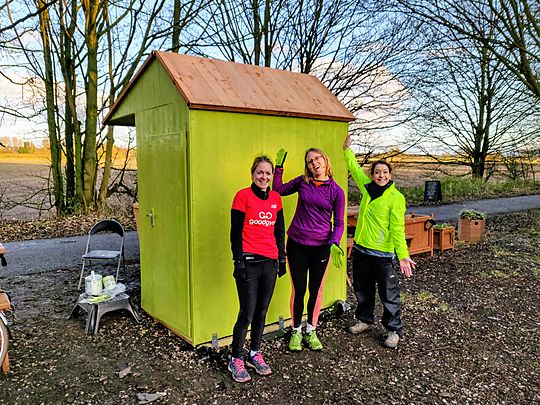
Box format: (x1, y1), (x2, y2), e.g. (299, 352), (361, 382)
(137, 109), (191, 340)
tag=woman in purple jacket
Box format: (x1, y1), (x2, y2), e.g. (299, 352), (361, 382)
(273, 147), (345, 351)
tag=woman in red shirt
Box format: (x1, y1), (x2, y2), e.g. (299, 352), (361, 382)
(228, 155), (286, 383)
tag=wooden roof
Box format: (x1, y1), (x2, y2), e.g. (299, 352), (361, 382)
(104, 51), (355, 124)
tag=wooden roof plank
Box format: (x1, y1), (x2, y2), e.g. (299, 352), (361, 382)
(105, 51), (355, 125)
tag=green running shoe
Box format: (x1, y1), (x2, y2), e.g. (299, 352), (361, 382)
(289, 330), (303, 351)
(304, 331), (323, 351)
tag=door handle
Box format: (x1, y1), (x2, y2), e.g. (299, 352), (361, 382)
(147, 209), (155, 227)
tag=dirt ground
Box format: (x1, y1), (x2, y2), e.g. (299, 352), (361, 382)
(0, 210), (539, 404)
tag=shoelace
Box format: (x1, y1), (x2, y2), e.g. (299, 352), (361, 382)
(232, 358), (247, 373)
(251, 353), (266, 366)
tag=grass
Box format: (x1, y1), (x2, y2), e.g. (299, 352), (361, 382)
(402, 176), (540, 205)
(349, 175), (540, 206)
(402, 290), (449, 311)
(491, 247), (516, 257)
(480, 269), (520, 278)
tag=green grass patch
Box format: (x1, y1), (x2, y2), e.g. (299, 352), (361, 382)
(491, 247), (516, 257)
(399, 176), (540, 205)
(480, 269), (520, 278)
(438, 302), (449, 311)
(403, 290), (449, 311)
(416, 290), (437, 302)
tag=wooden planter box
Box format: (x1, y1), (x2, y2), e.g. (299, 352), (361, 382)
(458, 218), (485, 242)
(433, 227), (455, 251)
(404, 213), (434, 256)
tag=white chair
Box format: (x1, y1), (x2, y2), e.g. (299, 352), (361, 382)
(78, 220), (125, 290)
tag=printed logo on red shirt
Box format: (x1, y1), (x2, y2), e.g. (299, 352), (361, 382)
(249, 211), (275, 226)
(231, 187), (283, 259)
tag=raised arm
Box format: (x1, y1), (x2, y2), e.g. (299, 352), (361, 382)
(272, 148), (302, 196)
(343, 134), (370, 187)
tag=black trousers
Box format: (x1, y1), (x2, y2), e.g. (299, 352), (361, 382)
(352, 250), (403, 335)
(231, 260), (277, 358)
(287, 239), (331, 329)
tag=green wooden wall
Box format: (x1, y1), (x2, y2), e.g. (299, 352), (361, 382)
(124, 61), (192, 340)
(109, 58), (349, 346)
(188, 109), (348, 345)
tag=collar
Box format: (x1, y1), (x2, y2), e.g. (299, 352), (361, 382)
(250, 183), (270, 200)
(309, 176), (333, 186)
(365, 180), (394, 201)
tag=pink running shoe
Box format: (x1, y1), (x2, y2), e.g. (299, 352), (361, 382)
(246, 352), (272, 376)
(228, 356), (251, 383)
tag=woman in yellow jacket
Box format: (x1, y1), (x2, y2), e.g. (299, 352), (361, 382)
(343, 134), (415, 348)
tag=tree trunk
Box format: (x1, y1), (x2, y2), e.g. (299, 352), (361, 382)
(98, 126), (114, 205)
(172, 0), (181, 52)
(59, 0), (78, 213)
(252, 0), (261, 65)
(37, 0), (65, 214)
(82, 0), (100, 208)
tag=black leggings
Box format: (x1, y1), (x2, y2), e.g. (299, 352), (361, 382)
(287, 239), (331, 329)
(231, 260), (277, 358)
(352, 250), (403, 335)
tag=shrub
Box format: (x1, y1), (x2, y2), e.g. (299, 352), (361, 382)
(433, 223), (453, 229)
(459, 209), (486, 220)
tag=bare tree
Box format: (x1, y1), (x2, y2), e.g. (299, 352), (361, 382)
(409, 22), (539, 178)
(36, 0), (65, 212)
(195, 0), (427, 156)
(192, 0), (287, 66)
(1, 0), (206, 214)
(394, 0), (540, 98)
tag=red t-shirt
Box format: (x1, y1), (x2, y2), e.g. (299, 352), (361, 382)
(231, 187), (283, 259)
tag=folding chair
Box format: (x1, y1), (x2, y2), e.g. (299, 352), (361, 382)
(78, 220), (125, 290)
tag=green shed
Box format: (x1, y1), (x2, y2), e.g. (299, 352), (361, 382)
(104, 51), (355, 347)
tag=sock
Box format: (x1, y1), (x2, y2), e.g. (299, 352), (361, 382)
(249, 350), (259, 357)
(306, 323), (315, 334)
(292, 325), (302, 333)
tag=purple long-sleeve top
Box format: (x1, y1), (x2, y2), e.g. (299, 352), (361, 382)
(273, 168), (345, 247)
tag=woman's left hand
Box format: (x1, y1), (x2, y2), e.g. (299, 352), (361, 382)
(399, 257), (416, 278)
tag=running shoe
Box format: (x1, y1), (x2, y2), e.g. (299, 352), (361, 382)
(289, 330), (303, 351)
(304, 330), (323, 351)
(384, 331), (400, 348)
(246, 352), (272, 376)
(228, 356), (251, 383)
(348, 321), (372, 335)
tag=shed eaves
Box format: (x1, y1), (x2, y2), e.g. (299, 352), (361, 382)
(104, 51), (355, 125)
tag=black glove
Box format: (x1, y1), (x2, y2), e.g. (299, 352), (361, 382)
(277, 258), (287, 278)
(233, 259), (247, 281)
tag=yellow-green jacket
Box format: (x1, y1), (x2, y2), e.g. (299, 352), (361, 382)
(344, 149), (409, 260)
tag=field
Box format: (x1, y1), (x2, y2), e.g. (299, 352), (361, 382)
(1, 152), (539, 220)
(0, 154), (136, 220)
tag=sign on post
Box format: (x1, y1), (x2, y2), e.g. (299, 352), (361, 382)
(423, 180), (442, 202)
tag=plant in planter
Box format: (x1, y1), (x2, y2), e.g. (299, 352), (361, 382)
(458, 209), (486, 242)
(433, 223), (455, 251)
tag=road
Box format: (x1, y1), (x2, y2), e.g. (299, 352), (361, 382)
(407, 194), (540, 223)
(1, 194), (539, 277)
(1, 231), (139, 277)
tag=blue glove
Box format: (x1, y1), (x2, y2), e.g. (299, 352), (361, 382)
(330, 244), (344, 269)
(276, 148), (287, 168)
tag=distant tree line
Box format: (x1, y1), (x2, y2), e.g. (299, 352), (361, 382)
(0, 137), (46, 153)
(0, 0), (538, 216)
